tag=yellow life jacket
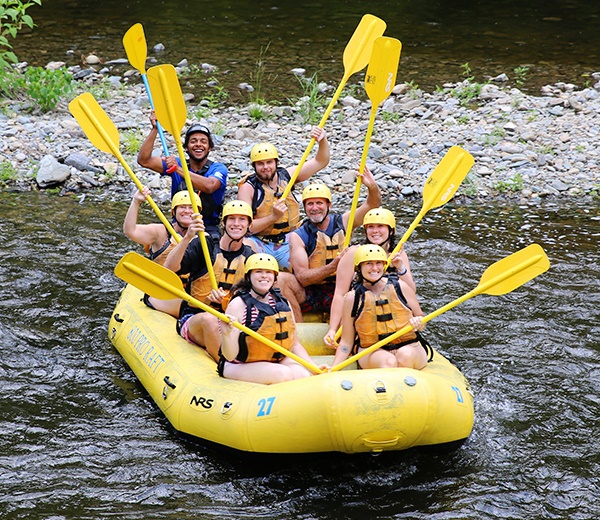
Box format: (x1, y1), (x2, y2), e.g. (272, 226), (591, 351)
(148, 235), (178, 266)
(352, 280), (417, 349)
(189, 245), (254, 310)
(237, 289), (295, 363)
(296, 214), (346, 284)
(239, 167), (300, 239)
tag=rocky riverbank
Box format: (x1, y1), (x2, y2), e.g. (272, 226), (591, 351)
(1, 71), (600, 207)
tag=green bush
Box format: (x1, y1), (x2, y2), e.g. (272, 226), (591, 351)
(0, 66), (74, 112)
(0, 0), (42, 69)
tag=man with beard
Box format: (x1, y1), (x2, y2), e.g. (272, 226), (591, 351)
(279, 167), (381, 320)
(237, 126), (329, 271)
(163, 200), (256, 361)
(123, 187), (201, 317)
(137, 112), (228, 241)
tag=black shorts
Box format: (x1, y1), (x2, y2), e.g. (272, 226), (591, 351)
(300, 283), (335, 314)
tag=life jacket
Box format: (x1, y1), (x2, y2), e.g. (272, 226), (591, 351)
(175, 159), (221, 224)
(144, 227), (190, 285)
(147, 226), (178, 266)
(239, 167), (300, 241)
(236, 289), (295, 363)
(296, 213), (345, 283)
(352, 279), (417, 349)
(189, 245), (254, 310)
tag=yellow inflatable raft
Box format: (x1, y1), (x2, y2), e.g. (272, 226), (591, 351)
(108, 284), (474, 454)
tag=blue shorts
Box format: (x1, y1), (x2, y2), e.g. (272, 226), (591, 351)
(246, 235), (290, 271)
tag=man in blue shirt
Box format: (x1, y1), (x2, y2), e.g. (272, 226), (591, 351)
(138, 112), (228, 241)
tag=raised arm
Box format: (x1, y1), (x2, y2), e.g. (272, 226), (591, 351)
(123, 187), (163, 248)
(342, 165), (382, 230)
(137, 111), (166, 173)
(290, 126), (330, 182)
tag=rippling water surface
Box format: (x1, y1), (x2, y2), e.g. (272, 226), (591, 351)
(0, 191), (598, 519)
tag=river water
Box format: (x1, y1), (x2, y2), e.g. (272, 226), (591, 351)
(0, 190), (598, 518)
(13, 0), (600, 101)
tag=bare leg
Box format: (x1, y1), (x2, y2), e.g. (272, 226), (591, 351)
(223, 359), (308, 384)
(148, 297), (181, 318)
(186, 313), (222, 361)
(359, 349), (398, 369)
(395, 344), (428, 370)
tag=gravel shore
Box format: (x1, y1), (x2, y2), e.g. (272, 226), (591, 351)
(1, 73), (599, 207)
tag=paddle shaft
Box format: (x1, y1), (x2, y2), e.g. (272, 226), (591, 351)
(342, 108), (377, 248)
(122, 259), (323, 374)
(331, 252), (546, 372)
(173, 137), (218, 289)
(140, 74), (171, 158)
(74, 97), (180, 242)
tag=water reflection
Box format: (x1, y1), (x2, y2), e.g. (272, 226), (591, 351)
(13, 0), (600, 101)
(0, 191), (598, 518)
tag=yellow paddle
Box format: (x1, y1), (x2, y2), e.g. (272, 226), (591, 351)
(343, 36), (401, 248)
(279, 13), (386, 201)
(331, 243), (550, 372)
(68, 92), (180, 242)
(122, 23), (174, 169)
(114, 251), (324, 375)
(385, 145), (474, 268)
(146, 63), (217, 289)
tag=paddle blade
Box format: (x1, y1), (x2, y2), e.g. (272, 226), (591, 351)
(477, 244), (550, 296)
(68, 92), (120, 155)
(342, 14), (387, 76)
(114, 251), (184, 300)
(364, 37), (401, 107)
(123, 23), (148, 74)
(146, 64), (187, 137)
(422, 146), (474, 210)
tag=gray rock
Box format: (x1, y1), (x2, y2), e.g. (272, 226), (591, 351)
(36, 155), (71, 187)
(551, 179), (570, 191)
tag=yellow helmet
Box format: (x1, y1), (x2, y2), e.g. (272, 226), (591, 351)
(301, 183), (332, 203)
(363, 208), (396, 229)
(244, 253), (279, 274)
(222, 200), (253, 223)
(250, 142), (278, 162)
(354, 244), (388, 267)
(171, 191), (201, 212)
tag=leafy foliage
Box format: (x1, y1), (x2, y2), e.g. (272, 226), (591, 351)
(0, 66), (74, 112)
(0, 0), (42, 69)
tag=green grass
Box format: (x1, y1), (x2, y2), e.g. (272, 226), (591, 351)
(0, 159), (17, 184)
(494, 173), (524, 193)
(248, 102), (268, 121)
(460, 172), (478, 197)
(451, 62), (486, 107)
(513, 66), (529, 88)
(122, 130), (142, 154)
(380, 111), (402, 123)
(291, 72), (327, 125)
